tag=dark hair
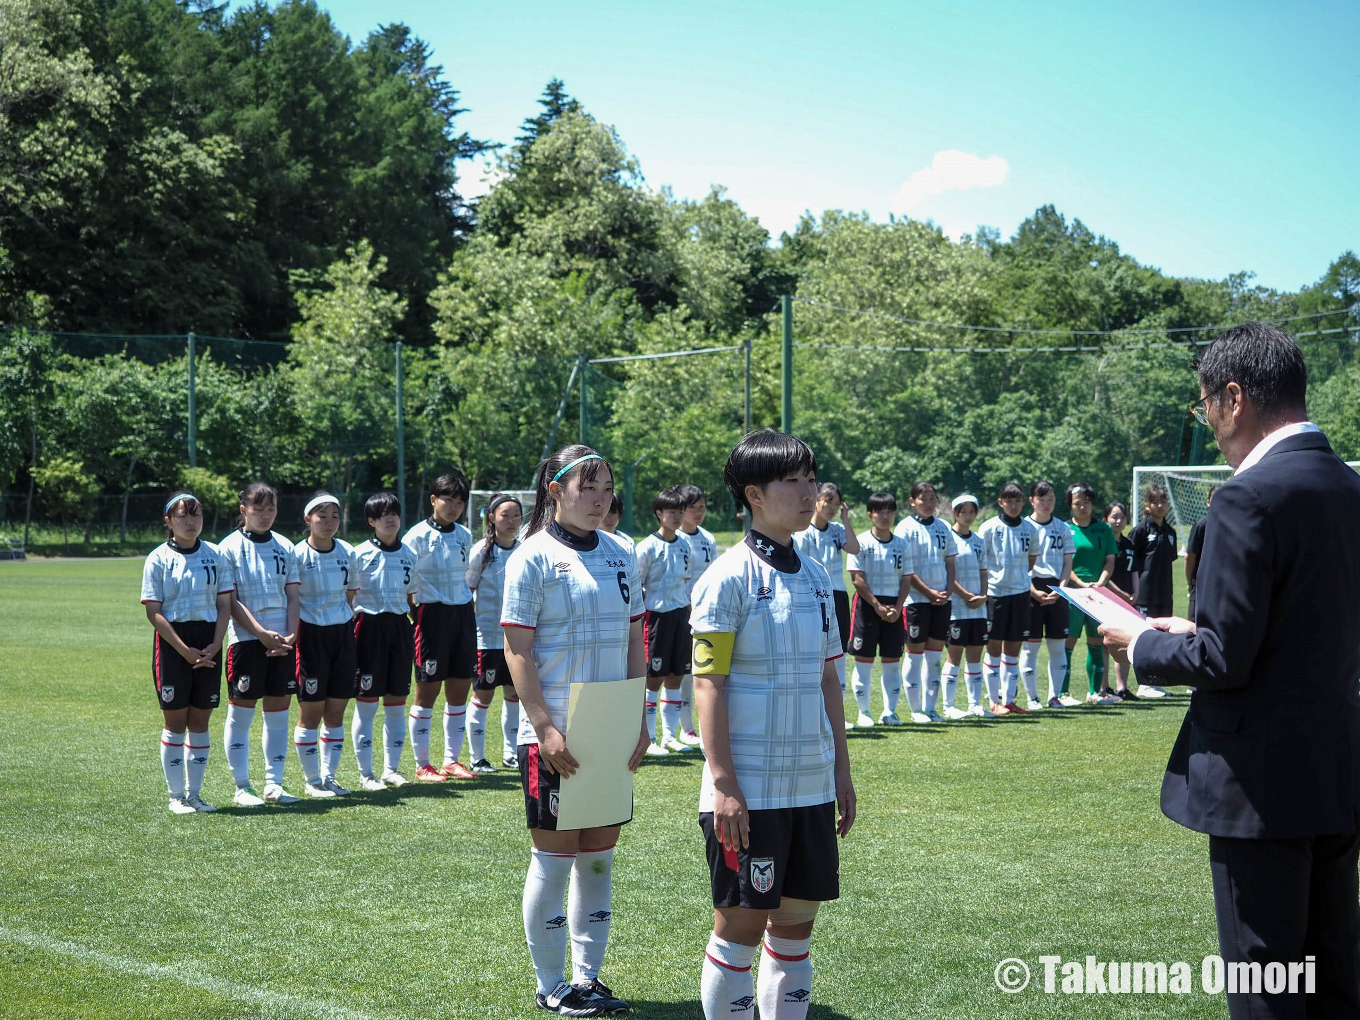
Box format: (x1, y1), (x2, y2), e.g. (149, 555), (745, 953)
(364, 491), (401, 525)
(909, 480), (936, 501)
(1193, 321), (1308, 423)
(1104, 501), (1128, 521)
(1065, 482), (1096, 507)
(723, 429), (818, 513)
(653, 486), (687, 519)
(676, 483), (706, 508)
(527, 445), (612, 536)
(817, 482), (843, 502)
(303, 489), (339, 521)
(998, 482), (1024, 501)
(1030, 480), (1055, 499)
(430, 472), (470, 503)
(238, 481), (277, 530)
(480, 492), (523, 562)
(1207, 485), (1220, 498)
(866, 491), (897, 514)
(607, 493), (623, 517)
(1143, 483), (1168, 504)
(164, 493), (202, 535)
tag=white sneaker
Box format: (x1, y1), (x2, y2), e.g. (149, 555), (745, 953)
(661, 736), (691, 753)
(359, 775), (386, 792)
(879, 712), (904, 726)
(1058, 695), (1083, 707)
(943, 706), (969, 720)
(233, 786), (266, 807)
(677, 730), (702, 746)
(855, 713), (876, 728)
(1098, 693), (1123, 705)
(185, 793), (216, 813)
(645, 742), (671, 756)
(262, 783), (299, 804)
(304, 781), (337, 798)
(168, 796), (195, 815)
(1139, 685), (1169, 698)
(1026, 699), (1045, 710)
(909, 711), (932, 724)
(380, 770), (409, 788)
(320, 776), (351, 796)
(844, 718), (856, 731)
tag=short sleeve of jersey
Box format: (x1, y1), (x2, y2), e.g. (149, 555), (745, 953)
(690, 565), (746, 639)
(501, 546), (545, 628)
(141, 549), (166, 604)
(214, 545), (235, 594)
(844, 546), (863, 574)
(466, 543), (486, 590)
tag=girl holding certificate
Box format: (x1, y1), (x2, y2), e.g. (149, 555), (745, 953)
(502, 444), (648, 1018)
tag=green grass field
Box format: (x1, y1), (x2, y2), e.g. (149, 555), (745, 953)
(0, 559), (1230, 1019)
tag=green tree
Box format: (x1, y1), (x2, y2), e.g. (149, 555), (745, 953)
(31, 455), (98, 552)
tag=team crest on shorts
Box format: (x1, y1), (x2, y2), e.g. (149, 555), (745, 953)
(650, 657), (662, 672)
(359, 674), (373, 692)
(851, 637), (863, 651)
(750, 857), (775, 894)
(949, 624), (960, 641)
(484, 667), (497, 684)
(160, 685), (175, 702)
(549, 790), (560, 818)
(237, 675), (251, 692)
(304, 677), (318, 696)
(909, 624), (921, 640)
(424, 659), (438, 676)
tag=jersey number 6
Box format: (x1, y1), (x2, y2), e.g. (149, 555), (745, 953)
(616, 571), (630, 603)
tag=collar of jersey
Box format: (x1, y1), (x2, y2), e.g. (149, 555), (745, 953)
(426, 516), (457, 534)
(371, 537), (403, 552)
(810, 520), (829, 533)
(167, 537), (201, 555)
(870, 530), (894, 544)
(305, 537), (338, 554)
(912, 514), (935, 526)
(652, 531), (678, 544)
(241, 528), (272, 544)
(548, 518), (598, 551)
(744, 530), (800, 573)
(1000, 513), (1023, 527)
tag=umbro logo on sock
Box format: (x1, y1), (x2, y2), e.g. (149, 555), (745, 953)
(546, 915), (567, 930)
(230, 742), (245, 749)
(785, 989), (811, 1002)
(730, 996), (755, 1011)
(271, 754), (286, 762)
(589, 910), (611, 923)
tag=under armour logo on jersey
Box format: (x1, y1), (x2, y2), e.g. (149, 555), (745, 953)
(588, 910), (611, 923)
(546, 914), (567, 930)
(756, 586), (773, 602)
(730, 995), (755, 1011)
(750, 857), (775, 893)
(754, 539), (775, 556)
(784, 990), (811, 1003)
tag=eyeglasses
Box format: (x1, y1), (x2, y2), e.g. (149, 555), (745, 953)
(1190, 385), (1227, 426)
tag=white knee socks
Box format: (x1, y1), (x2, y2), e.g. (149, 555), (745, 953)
(679, 673), (695, 733)
(1001, 656), (1019, 705)
(852, 660), (872, 716)
(502, 698), (520, 760)
(382, 704), (406, 774)
(185, 732), (209, 797)
(294, 726), (320, 784)
(408, 705), (433, 768)
(660, 689), (683, 742)
(468, 699), (490, 763)
(443, 703), (466, 765)
(758, 935), (813, 1020)
(965, 664), (983, 708)
(880, 660), (902, 716)
(223, 703), (254, 788)
(1020, 641), (1040, 701)
(942, 661), (959, 709)
(902, 651), (923, 714)
(568, 845), (614, 985)
(319, 722), (344, 779)
(161, 729), (186, 798)
(923, 650), (942, 713)
(523, 849), (575, 996)
(1045, 639), (1067, 702)
(984, 654), (1001, 704)
(701, 934), (757, 1019)
(644, 692), (658, 741)
(352, 699), (379, 778)
(262, 708), (290, 785)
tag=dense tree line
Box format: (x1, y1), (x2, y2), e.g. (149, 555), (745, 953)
(1, 0), (1357, 546)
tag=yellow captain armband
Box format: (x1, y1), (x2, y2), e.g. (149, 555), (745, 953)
(691, 632), (735, 676)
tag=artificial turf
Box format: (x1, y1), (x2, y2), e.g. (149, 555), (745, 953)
(0, 558), (1230, 1019)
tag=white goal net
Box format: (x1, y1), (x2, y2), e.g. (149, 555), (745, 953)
(466, 489), (537, 538)
(1131, 462), (1360, 533)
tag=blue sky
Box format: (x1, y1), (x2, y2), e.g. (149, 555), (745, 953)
(256, 0), (1356, 292)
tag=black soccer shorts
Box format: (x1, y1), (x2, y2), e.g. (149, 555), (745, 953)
(153, 620), (221, 711)
(520, 742), (633, 832)
(948, 618), (989, 648)
(904, 602), (950, 644)
(644, 606), (691, 677)
(832, 590), (851, 653)
(413, 601), (476, 683)
(353, 611), (413, 699)
(987, 592), (1032, 643)
(1028, 597), (1070, 640)
(849, 594), (905, 660)
(700, 802), (840, 909)
(226, 639), (298, 701)
(295, 620), (358, 702)
(474, 648), (514, 692)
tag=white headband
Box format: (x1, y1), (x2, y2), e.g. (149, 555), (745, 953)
(304, 494), (340, 517)
(951, 493), (980, 510)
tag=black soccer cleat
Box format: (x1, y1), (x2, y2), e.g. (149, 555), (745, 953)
(536, 982), (605, 1017)
(573, 978), (630, 1013)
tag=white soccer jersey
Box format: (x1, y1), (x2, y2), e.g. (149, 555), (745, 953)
(690, 533), (841, 812)
(294, 537), (359, 627)
(402, 517), (474, 606)
(845, 530), (910, 597)
(793, 521), (849, 591)
(977, 515), (1038, 596)
(501, 524), (641, 747)
(140, 539), (233, 623)
(678, 526), (720, 599)
(466, 538), (519, 649)
(635, 532), (692, 612)
(894, 514), (955, 604)
(1029, 517), (1072, 580)
(218, 529), (299, 645)
(354, 538), (418, 617)
(948, 529), (988, 620)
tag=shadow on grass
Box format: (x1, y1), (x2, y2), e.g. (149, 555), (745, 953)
(626, 999), (853, 1019)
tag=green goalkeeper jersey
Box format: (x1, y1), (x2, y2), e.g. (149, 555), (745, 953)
(1069, 519), (1117, 583)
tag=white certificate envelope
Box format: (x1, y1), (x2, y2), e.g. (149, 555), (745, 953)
(556, 676), (647, 830)
(1054, 585), (1148, 628)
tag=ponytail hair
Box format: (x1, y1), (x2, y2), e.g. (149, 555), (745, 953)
(237, 480), (277, 529)
(480, 492), (523, 564)
(526, 444), (612, 537)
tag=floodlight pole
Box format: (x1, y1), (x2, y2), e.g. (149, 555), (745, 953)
(395, 341), (405, 525)
(578, 352), (589, 445)
(187, 332), (197, 468)
(744, 333), (752, 437)
(781, 295), (793, 433)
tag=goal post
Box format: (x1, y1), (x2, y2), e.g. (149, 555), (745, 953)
(1131, 462), (1360, 534)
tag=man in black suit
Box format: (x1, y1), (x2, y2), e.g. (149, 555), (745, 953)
(1102, 322), (1360, 1019)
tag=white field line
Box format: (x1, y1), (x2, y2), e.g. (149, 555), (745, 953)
(0, 925), (385, 1020)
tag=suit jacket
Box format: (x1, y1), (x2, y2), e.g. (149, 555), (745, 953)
(1135, 431), (1360, 839)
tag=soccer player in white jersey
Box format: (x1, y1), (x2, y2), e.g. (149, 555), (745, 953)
(894, 481), (956, 723)
(944, 495), (992, 718)
(977, 483), (1038, 716)
(637, 486), (693, 754)
(351, 492), (419, 790)
(217, 482), (300, 806)
(140, 493), (234, 813)
(1022, 480), (1072, 710)
(601, 494), (630, 543)
(465, 493), (524, 774)
(402, 473), (479, 782)
(845, 492), (912, 727)
(692, 429), (855, 1020)
(502, 444), (648, 1018)
(792, 483), (860, 725)
(676, 483), (720, 746)
(292, 494), (360, 797)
